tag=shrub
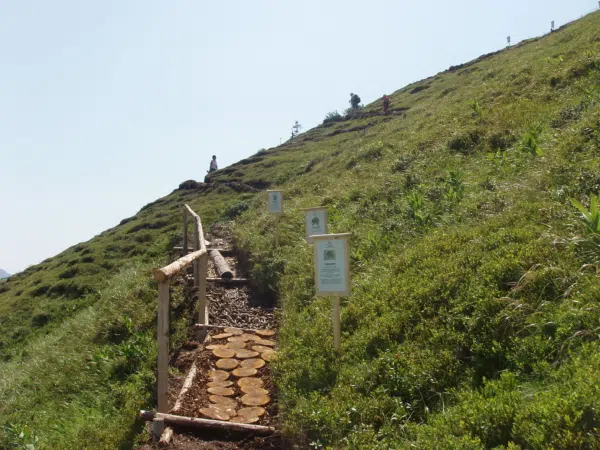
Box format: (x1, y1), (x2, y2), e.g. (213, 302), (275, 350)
(570, 193), (600, 265)
(323, 111), (343, 124)
(391, 156), (411, 173)
(59, 267), (79, 279)
(448, 129), (483, 154)
(519, 127), (543, 156)
(223, 200), (250, 220)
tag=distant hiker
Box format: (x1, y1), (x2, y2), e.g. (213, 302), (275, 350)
(349, 93), (361, 109)
(382, 94), (390, 114)
(209, 155), (218, 172)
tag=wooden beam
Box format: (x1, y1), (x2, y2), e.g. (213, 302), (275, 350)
(154, 248), (207, 282)
(157, 282), (169, 413)
(171, 361), (198, 414)
(139, 411), (275, 435)
(195, 323), (268, 333)
(209, 250), (233, 279)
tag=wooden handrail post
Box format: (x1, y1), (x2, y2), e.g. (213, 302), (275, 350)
(182, 207), (188, 256)
(198, 252), (208, 326)
(193, 220), (200, 290)
(157, 281), (170, 413)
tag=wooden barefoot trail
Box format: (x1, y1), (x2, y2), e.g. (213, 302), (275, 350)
(138, 206), (282, 449)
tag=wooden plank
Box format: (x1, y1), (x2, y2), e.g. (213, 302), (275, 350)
(157, 282), (170, 413)
(154, 249), (207, 282)
(209, 250), (233, 279)
(139, 411), (275, 435)
(195, 323), (268, 333)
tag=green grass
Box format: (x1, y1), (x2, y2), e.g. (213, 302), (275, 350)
(2, 10), (600, 449)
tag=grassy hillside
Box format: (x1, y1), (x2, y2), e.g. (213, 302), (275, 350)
(2, 11), (600, 448)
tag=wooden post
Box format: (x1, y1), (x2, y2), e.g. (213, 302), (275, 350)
(198, 252), (208, 326)
(152, 418), (165, 442)
(157, 282), (170, 413)
(333, 296), (341, 351)
(193, 221), (200, 289)
(182, 208), (188, 256)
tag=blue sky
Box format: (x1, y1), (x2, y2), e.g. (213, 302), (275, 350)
(0, 0), (596, 274)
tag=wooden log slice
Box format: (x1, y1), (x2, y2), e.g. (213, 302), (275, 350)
(212, 333), (233, 340)
(226, 341), (246, 350)
(227, 336), (247, 343)
(224, 327), (243, 335)
(207, 380), (233, 388)
(262, 350), (277, 362)
(237, 377), (264, 389)
(251, 345), (272, 354)
(209, 395), (237, 409)
(241, 393), (271, 406)
(238, 406), (266, 417)
(232, 367), (258, 377)
(240, 358), (265, 369)
(256, 330), (276, 337)
(206, 344), (226, 350)
(241, 386), (269, 396)
(254, 339), (275, 347)
(207, 403), (237, 415)
(213, 348), (236, 358)
(235, 349), (260, 359)
(199, 407), (231, 421)
(207, 386), (235, 396)
(216, 358), (239, 370)
(240, 333), (260, 342)
(207, 370), (230, 381)
(230, 415), (259, 424)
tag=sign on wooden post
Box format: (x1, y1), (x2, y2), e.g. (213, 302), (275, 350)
(267, 190), (283, 246)
(301, 207), (328, 243)
(312, 233), (350, 351)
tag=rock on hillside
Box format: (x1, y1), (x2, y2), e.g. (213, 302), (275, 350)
(0, 269), (9, 279)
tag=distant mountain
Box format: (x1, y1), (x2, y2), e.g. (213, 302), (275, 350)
(0, 269), (10, 279)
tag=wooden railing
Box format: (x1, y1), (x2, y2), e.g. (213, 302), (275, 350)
(153, 204), (209, 413)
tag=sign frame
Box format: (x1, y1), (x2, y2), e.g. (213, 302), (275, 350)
(312, 233), (351, 297)
(301, 207), (328, 243)
(266, 190), (283, 215)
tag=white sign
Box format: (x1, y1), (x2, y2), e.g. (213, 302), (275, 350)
(267, 190), (283, 215)
(313, 233), (350, 296)
(302, 207), (327, 242)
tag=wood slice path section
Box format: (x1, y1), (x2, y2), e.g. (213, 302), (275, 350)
(139, 227), (280, 449)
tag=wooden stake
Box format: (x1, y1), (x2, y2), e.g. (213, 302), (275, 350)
(182, 208), (188, 256)
(157, 282), (170, 413)
(333, 296), (341, 351)
(198, 253), (208, 326)
(152, 418), (165, 442)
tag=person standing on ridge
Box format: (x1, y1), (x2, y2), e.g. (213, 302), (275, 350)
(349, 92), (361, 109)
(209, 155), (218, 173)
(382, 94), (390, 114)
